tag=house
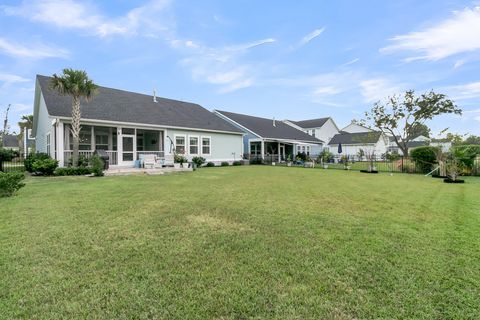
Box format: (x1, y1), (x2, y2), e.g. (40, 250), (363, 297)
(341, 122), (373, 133)
(329, 131), (389, 158)
(214, 110), (324, 162)
(1, 134), (19, 151)
(284, 117), (340, 148)
(388, 135), (452, 155)
(32, 75), (244, 167)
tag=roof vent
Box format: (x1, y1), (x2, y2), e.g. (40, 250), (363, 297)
(273, 117), (276, 127)
(153, 89), (157, 103)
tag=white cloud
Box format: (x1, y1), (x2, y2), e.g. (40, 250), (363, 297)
(177, 38), (276, 93)
(359, 78), (404, 103)
(299, 27), (326, 47)
(342, 58), (360, 66)
(444, 82), (480, 100)
(0, 73), (30, 83)
(0, 37), (69, 59)
(2, 0), (172, 37)
(380, 7), (480, 61)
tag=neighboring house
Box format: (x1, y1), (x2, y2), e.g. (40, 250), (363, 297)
(329, 131), (389, 158)
(284, 117), (340, 148)
(388, 135), (452, 155)
(1, 134), (19, 151)
(32, 75), (244, 167)
(341, 122), (373, 133)
(214, 110), (324, 161)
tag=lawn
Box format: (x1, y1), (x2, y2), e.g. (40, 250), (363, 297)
(1, 167), (479, 319)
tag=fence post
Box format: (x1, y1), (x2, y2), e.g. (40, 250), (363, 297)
(401, 157), (404, 173)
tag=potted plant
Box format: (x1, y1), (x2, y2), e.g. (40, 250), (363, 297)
(341, 155), (351, 170)
(173, 153), (186, 169)
(304, 155), (314, 168)
(286, 154), (292, 166)
(319, 150), (332, 169)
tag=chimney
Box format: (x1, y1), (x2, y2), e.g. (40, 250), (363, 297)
(153, 89), (157, 103)
(273, 117), (276, 127)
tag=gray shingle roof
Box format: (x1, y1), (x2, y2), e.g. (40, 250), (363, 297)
(329, 131), (382, 145)
(216, 110), (323, 143)
(289, 117), (329, 129)
(37, 75), (242, 134)
(2, 134), (18, 148)
(407, 141), (429, 148)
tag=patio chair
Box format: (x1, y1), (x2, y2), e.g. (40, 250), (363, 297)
(143, 154), (156, 169)
(164, 154), (174, 166)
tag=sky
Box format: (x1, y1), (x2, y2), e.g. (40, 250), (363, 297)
(0, 0), (480, 136)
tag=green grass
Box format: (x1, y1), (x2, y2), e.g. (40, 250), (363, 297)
(1, 167), (480, 319)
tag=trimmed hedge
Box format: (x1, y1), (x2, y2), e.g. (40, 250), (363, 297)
(206, 162), (215, 167)
(232, 161), (242, 166)
(410, 146), (438, 173)
(31, 158), (59, 176)
(55, 167), (93, 176)
(221, 161), (229, 166)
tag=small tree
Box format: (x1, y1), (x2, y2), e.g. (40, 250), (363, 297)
(363, 90), (461, 156)
(50, 69), (98, 167)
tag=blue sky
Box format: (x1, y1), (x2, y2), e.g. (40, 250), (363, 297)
(1, 0), (479, 136)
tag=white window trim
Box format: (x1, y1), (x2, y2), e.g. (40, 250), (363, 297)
(188, 135), (199, 155)
(174, 134), (186, 154)
(201, 136), (211, 156)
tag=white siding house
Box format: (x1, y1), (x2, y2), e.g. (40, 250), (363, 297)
(341, 122), (373, 133)
(32, 75), (243, 167)
(284, 117), (340, 148)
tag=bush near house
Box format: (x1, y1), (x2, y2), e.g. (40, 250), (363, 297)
(90, 155), (105, 177)
(410, 146), (438, 173)
(31, 158), (59, 176)
(0, 172), (25, 197)
(206, 162), (215, 167)
(0, 148), (16, 162)
(24, 153), (51, 173)
(55, 167), (93, 176)
(232, 161), (242, 166)
(221, 161), (229, 166)
(192, 156), (206, 167)
(451, 145), (480, 169)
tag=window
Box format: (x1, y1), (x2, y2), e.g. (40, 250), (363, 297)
(122, 128), (135, 135)
(311, 130), (315, 137)
(302, 146), (305, 153)
(297, 145), (301, 152)
(306, 146), (310, 155)
(46, 133), (51, 155)
(95, 127), (109, 150)
(175, 135), (186, 154)
(189, 136), (199, 155)
(79, 126), (92, 150)
(202, 137), (211, 155)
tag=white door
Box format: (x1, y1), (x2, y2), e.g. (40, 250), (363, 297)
(121, 134), (136, 166)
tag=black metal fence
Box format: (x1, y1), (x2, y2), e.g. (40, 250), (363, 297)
(245, 154), (480, 176)
(0, 155), (25, 173)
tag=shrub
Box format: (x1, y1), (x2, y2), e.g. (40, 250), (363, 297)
(192, 156), (206, 167)
(296, 152), (307, 162)
(31, 158), (58, 176)
(67, 154), (89, 167)
(55, 167), (93, 176)
(0, 172), (26, 197)
(250, 158), (263, 165)
(0, 148), (16, 161)
(232, 161), (242, 166)
(451, 145), (480, 169)
(90, 155), (104, 177)
(410, 146), (438, 173)
(206, 162), (215, 167)
(24, 153), (50, 172)
(221, 161), (229, 166)
(174, 153), (187, 164)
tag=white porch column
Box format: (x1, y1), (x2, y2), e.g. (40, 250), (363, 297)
(260, 140), (265, 160)
(278, 142), (281, 162)
(56, 121), (65, 167)
(117, 127), (123, 163)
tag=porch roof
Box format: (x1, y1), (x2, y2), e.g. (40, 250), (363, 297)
(36, 75), (243, 134)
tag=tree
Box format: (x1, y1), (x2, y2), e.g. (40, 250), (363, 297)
(446, 133), (465, 145)
(362, 90), (461, 156)
(50, 69), (98, 167)
(17, 115), (34, 155)
(464, 135), (480, 145)
(409, 123), (431, 138)
(1, 104), (11, 147)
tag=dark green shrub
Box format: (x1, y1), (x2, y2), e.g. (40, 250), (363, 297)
(31, 158), (58, 175)
(410, 146), (438, 173)
(221, 161), (229, 166)
(0, 148), (16, 161)
(206, 162), (215, 167)
(296, 152), (307, 161)
(90, 155), (104, 177)
(67, 154), (89, 167)
(0, 172), (25, 197)
(250, 158), (263, 165)
(192, 156), (206, 167)
(55, 167), (93, 176)
(232, 161), (242, 166)
(24, 153), (50, 172)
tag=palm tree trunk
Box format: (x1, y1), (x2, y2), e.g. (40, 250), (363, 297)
(71, 96), (81, 167)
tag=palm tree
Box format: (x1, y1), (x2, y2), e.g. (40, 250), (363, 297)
(17, 114), (34, 156)
(50, 69), (98, 167)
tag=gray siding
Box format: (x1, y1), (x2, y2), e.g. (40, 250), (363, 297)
(35, 92), (52, 154)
